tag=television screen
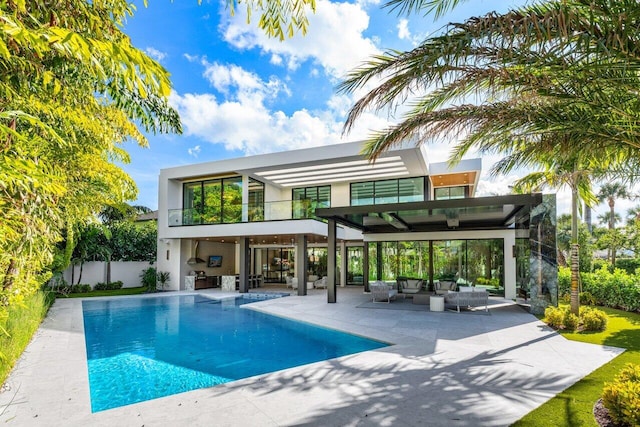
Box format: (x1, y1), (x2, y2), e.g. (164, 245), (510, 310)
(208, 255), (223, 268)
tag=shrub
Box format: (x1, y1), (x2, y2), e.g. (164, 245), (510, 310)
(94, 281), (123, 291)
(558, 266), (571, 297)
(579, 291), (596, 306)
(140, 267), (157, 291)
(544, 306), (565, 328)
(602, 364), (640, 427)
(563, 311), (579, 330)
(71, 284), (91, 294)
(580, 307), (608, 331)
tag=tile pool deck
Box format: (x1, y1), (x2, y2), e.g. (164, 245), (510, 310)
(0, 287), (623, 426)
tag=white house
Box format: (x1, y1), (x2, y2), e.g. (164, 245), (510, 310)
(156, 141), (557, 308)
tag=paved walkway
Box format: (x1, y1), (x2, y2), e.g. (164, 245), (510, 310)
(0, 288), (623, 426)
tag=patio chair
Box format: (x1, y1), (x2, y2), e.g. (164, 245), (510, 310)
(313, 276), (327, 289)
(434, 280), (457, 295)
(370, 281), (398, 303)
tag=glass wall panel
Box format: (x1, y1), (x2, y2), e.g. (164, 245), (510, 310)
(292, 185), (331, 218)
(307, 248), (327, 278)
(347, 246), (364, 285)
(434, 186), (467, 200)
(450, 186), (465, 199)
(433, 240), (466, 284)
(368, 243), (378, 281)
(183, 182), (203, 225)
(466, 239), (504, 295)
(248, 178), (264, 221)
(515, 238), (530, 299)
(202, 180), (221, 224)
(397, 241), (428, 279)
(222, 177), (243, 223)
(351, 182), (374, 206)
(374, 180), (398, 205)
(399, 177), (424, 203)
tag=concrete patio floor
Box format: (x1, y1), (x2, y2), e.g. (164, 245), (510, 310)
(0, 287), (624, 426)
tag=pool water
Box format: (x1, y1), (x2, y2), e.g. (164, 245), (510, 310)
(82, 294), (387, 412)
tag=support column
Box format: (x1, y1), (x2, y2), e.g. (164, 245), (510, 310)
(239, 238), (250, 293)
(339, 241), (347, 287)
(327, 219), (337, 303)
(428, 241), (434, 290)
(503, 233), (516, 300)
(363, 242), (370, 292)
(296, 235), (308, 296)
(529, 194), (558, 314)
(376, 242), (383, 281)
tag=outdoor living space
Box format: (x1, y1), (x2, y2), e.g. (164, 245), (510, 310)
(0, 287), (622, 426)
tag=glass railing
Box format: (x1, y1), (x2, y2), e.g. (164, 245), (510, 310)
(168, 200), (329, 227)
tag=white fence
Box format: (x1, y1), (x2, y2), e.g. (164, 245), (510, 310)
(62, 261), (153, 288)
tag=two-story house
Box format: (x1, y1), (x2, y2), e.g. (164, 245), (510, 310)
(156, 141), (557, 308)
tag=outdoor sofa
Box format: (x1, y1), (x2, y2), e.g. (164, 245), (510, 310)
(444, 286), (488, 312)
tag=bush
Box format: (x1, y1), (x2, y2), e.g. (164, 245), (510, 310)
(563, 311), (579, 330)
(544, 306), (565, 328)
(140, 267), (157, 291)
(580, 307), (608, 331)
(602, 364), (640, 427)
(94, 281), (123, 291)
(0, 291), (54, 385)
(580, 291), (596, 306)
(558, 266), (571, 297)
(71, 284), (91, 294)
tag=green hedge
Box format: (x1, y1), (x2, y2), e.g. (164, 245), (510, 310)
(558, 266), (640, 312)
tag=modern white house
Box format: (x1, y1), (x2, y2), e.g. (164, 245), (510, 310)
(156, 141), (557, 310)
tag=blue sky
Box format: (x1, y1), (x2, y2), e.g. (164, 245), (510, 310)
(119, 0), (635, 221)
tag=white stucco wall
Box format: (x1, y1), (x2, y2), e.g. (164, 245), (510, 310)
(63, 261), (153, 288)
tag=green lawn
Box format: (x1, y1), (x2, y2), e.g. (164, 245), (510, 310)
(513, 306), (640, 426)
(62, 286), (149, 298)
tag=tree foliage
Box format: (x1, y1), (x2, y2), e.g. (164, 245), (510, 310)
(0, 1), (181, 307)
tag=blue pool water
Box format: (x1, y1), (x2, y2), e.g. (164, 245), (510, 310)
(82, 294), (387, 412)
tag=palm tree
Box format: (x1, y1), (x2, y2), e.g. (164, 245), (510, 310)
(626, 206), (640, 225)
(338, 0), (640, 314)
(597, 182), (630, 266)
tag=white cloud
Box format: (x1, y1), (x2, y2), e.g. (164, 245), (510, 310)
(270, 54), (282, 65)
(397, 19), (411, 40)
(221, 0), (380, 79)
(187, 145), (201, 157)
(145, 47), (167, 61)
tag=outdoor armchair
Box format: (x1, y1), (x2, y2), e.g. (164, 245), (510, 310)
(370, 281), (398, 303)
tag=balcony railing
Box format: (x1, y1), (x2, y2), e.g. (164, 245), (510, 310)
(168, 200), (329, 227)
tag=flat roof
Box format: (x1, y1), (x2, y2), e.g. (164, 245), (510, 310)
(160, 141), (480, 189)
(316, 193), (543, 233)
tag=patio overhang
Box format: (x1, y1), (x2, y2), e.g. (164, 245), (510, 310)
(316, 193), (543, 234)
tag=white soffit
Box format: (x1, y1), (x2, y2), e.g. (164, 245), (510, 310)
(255, 156), (409, 187)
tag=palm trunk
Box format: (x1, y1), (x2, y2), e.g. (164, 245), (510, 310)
(609, 200), (616, 267)
(570, 185), (580, 315)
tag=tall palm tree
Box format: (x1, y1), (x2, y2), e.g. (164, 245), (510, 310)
(597, 182), (630, 266)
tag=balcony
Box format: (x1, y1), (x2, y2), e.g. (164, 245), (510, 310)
(168, 200), (329, 227)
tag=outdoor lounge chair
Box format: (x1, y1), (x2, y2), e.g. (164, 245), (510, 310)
(370, 281), (398, 303)
(398, 277), (423, 294)
(434, 280), (457, 295)
(313, 276), (327, 289)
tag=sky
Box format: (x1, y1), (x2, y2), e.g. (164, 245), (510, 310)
(119, 0), (637, 223)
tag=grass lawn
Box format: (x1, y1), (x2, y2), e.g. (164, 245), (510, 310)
(513, 306), (640, 426)
(62, 286), (149, 298)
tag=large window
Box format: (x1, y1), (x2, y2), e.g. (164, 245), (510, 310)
(434, 186), (466, 200)
(292, 185), (330, 219)
(351, 177), (424, 206)
(182, 176), (264, 225)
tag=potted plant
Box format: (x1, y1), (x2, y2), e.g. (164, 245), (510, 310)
(157, 271), (171, 291)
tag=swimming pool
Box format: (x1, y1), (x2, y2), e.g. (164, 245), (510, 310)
(82, 294), (387, 412)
